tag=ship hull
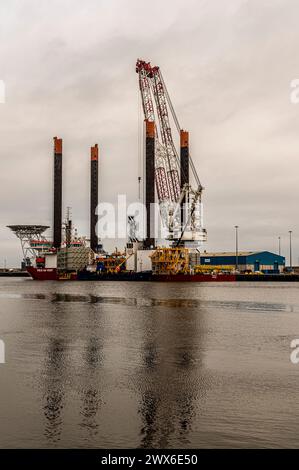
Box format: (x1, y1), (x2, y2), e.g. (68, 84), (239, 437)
(77, 271), (236, 282)
(27, 266), (58, 280)
(27, 267), (299, 282)
(152, 273), (236, 282)
(77, 271), (153, 281)
(27, 267), (79, 280)
(27, 267), (236, 282)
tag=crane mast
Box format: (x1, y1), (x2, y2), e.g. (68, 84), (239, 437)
(136, 58), (207, 247)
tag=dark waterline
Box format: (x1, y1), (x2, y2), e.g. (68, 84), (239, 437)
(0, 278), (299, 448)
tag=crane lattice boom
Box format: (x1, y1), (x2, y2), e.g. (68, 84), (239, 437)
(136, 58), (207, 246)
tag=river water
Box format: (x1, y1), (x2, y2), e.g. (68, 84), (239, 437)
(0, 278), (298, 448)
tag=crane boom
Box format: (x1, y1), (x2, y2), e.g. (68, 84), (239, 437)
(150, 67), (180, 202)
(137, 60), (170, 202)
(136, 58), (207, 247)
(137, 60), (180, 202)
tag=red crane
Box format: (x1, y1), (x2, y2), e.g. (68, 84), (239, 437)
(136, 59), (207, 246)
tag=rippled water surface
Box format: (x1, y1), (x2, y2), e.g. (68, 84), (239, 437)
(0, 278), (299, 448)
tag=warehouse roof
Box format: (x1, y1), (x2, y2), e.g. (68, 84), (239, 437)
(201, 251), (256, 257)
(200, 251), (285, 260)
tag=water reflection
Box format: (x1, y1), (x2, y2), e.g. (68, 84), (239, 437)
(140, 391), (159, 448)
(43, 335), (66, 443)
(79, 332), (103, 440)
(41, 300), (76, 443)
(51, 293), (88, 303)
(21, 281), (295, 448)
(137, 295), (205, 448)
(6, 291), (291, 313)
(1, 277), (299, 448)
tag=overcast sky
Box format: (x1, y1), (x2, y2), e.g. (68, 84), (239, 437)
(0, 0), (299, 266)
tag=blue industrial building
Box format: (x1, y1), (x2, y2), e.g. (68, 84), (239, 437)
(200, 251), (285, 273)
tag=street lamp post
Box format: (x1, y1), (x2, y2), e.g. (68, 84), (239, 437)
(235, 225), (239, 271)
(278, 236), (281, 256)
(289, 230), (292, 271)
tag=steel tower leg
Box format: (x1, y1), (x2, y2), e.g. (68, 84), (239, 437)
(145, 120), (155, 248)
(53, 137), (62, 249)
(180, 130), (189, 228)
(90, 144), (99, 252)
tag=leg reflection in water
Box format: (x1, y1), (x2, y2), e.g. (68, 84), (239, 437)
(43, 337), (66, 443)
(79, 335), (103, 440)
(137, 302), (207, 448)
